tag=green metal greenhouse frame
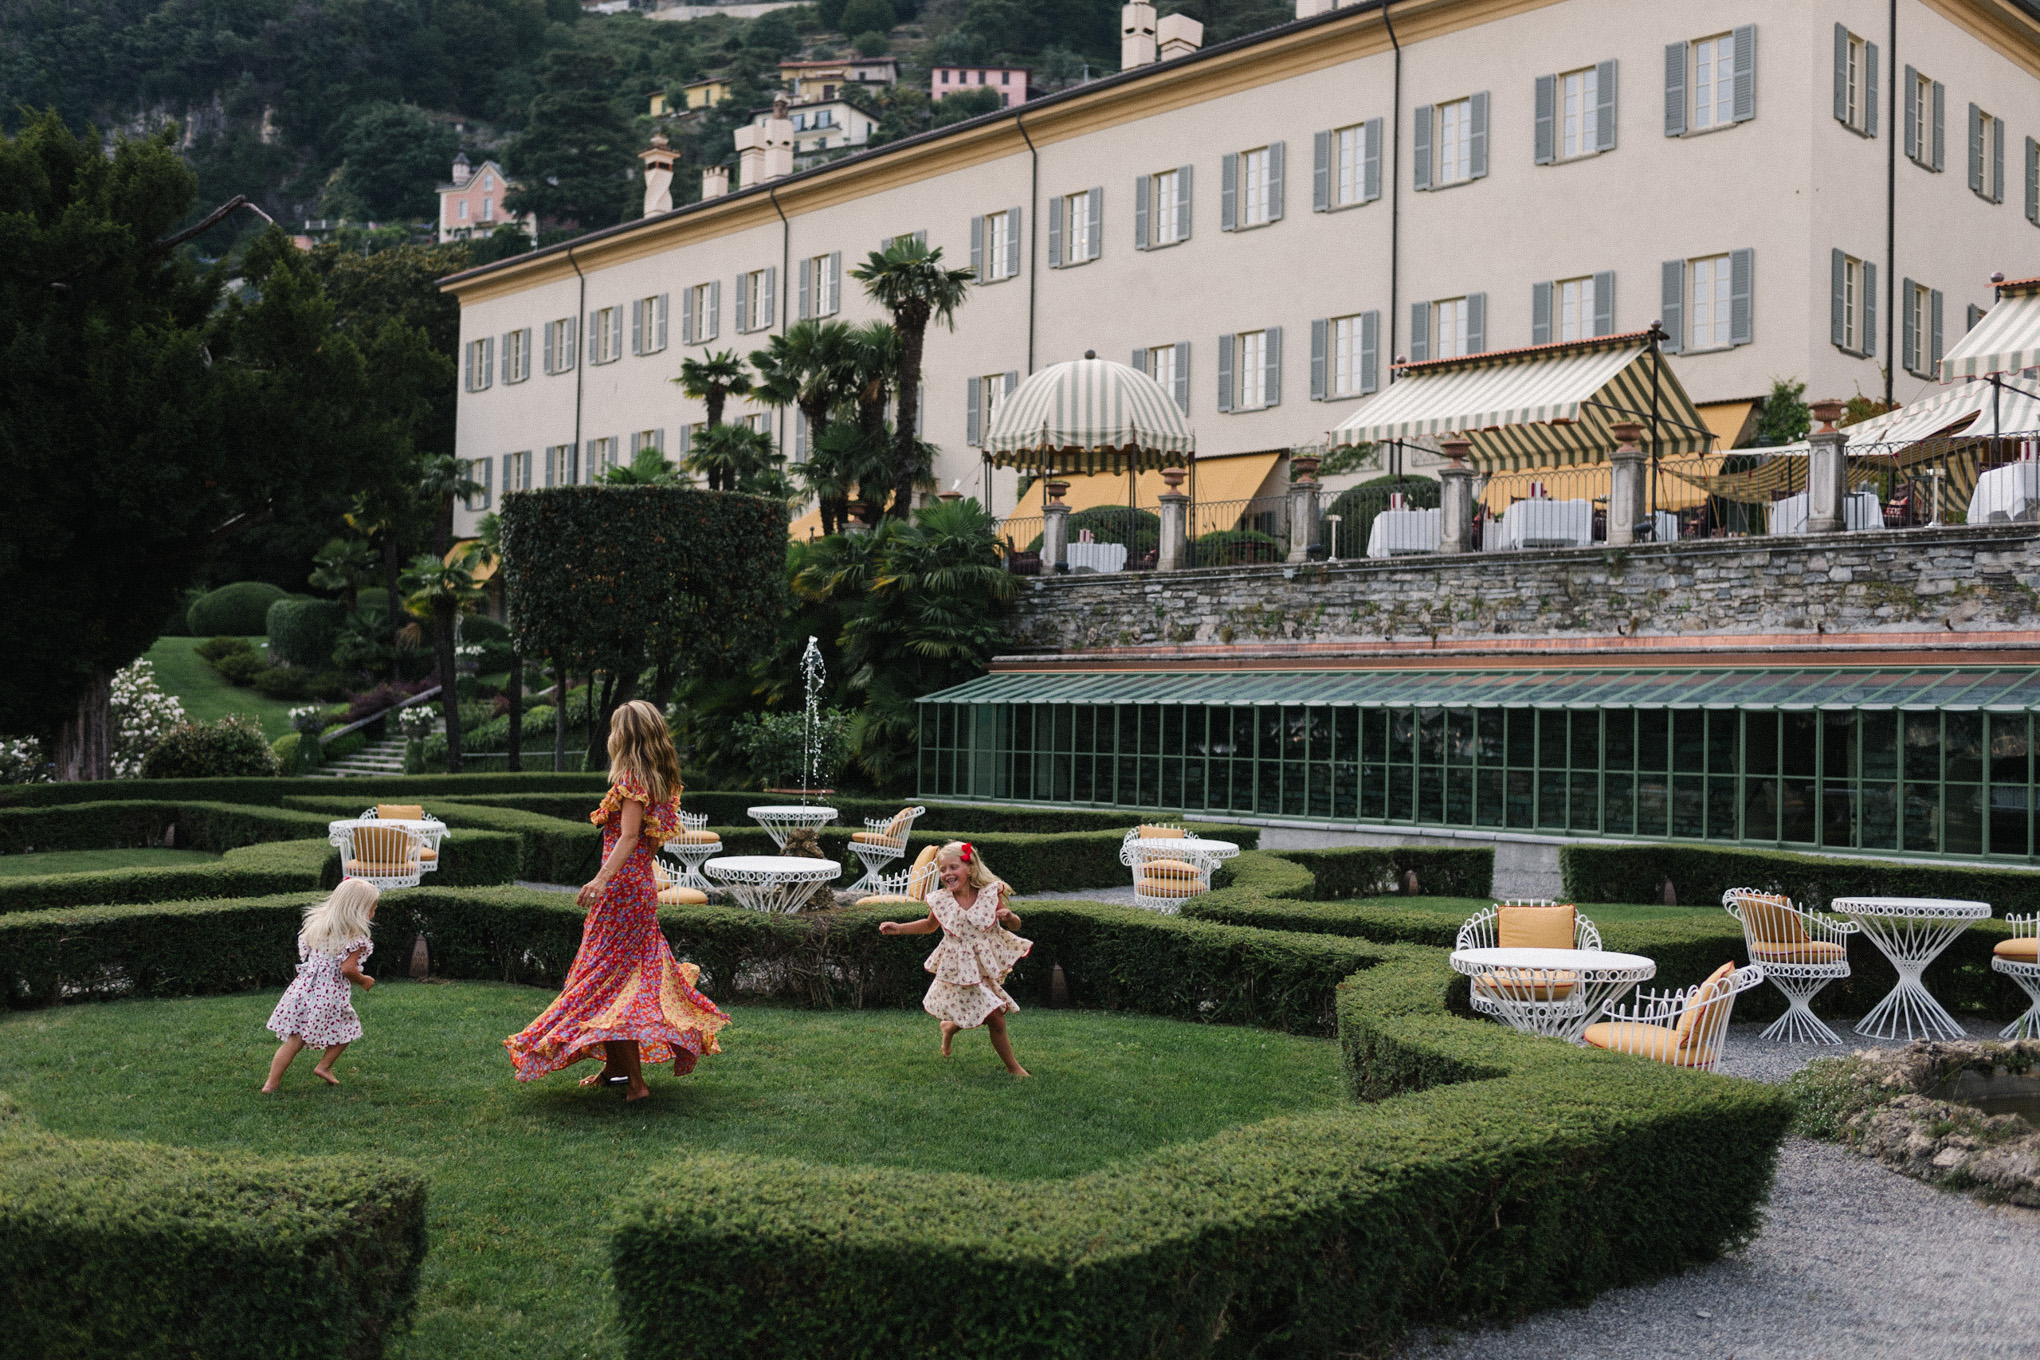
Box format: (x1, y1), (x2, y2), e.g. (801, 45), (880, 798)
(916, 667), (2040, 862)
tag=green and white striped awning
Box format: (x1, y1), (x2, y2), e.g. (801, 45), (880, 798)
(1328, 332), (1712, 471)
(920, 667), (2040, 711)
(985, 354), (1195, 475)
(1939, 277), (2040, 381)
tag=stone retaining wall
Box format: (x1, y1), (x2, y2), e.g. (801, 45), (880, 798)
(1006, 523), (2040, 651)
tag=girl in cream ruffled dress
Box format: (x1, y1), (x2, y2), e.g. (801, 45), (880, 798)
(880, 841), (1032, 1077)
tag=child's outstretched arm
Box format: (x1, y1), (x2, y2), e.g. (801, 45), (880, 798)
(993, 883), (1021, 929)
(878, 914), (939, 935)
(340, 945), (376, 990)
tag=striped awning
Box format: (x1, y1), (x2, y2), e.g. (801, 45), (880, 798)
(1939, 277), (2040, 381)
(1328, 332), (1712, 471)
(1837, 378), (2040, 444)
(985, 355), (1195, 475)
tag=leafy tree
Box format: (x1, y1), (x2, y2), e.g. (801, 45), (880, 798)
(1750, 378), (1811, 448)
(309, 538), (379, 613)
(675, 349), (754, 429)
(931, 87), (1004, 128)
(419, 454), (483, 560)
(400, 549), (484, 772)
(838, 0), (895, 36)
(752, 319), (860, 529)
(745, 8), (802, 54)
(602, 446), (689, 486)
(331, 102), (458, 221)
(507, 50), (637, 230)
(686, 423), (775, 494)
(851, 238), (975, 517)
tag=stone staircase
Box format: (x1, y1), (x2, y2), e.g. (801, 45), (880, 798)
(313, 735), (409, 779)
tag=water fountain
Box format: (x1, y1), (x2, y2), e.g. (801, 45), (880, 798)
(799, 635), (826, 803)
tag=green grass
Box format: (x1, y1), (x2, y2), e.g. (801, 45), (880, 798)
(0, 982), (1344, 1360)
(143, 635), (298, 741)
(0, 848), (221, 878)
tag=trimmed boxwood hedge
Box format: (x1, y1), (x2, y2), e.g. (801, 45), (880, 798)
(0, 1094), (426, 1359)
(1562, 841), (2040, 915)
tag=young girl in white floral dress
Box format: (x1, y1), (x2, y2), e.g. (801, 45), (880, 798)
(262, 878), (378, 1092)
(879, 841), (1032, 1077)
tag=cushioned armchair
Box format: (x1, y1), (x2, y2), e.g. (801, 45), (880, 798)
(846, 807), (924, 894)
(330, 821), (424, 890)
(1722, 887), (1858, 1044)
(1456, 903), (1603, 1021)
(360, 804), (445, 871)
(855, 844), (941, 908)
(1993, 914), (2040, 1039)
(662, 810), (722, 891)
(1582, 962), (1763, 1073)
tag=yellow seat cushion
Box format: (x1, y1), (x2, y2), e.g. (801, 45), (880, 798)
(668, 829), (721, 844)
(856, 895), (920, 907)
(344, 860), (419, 877)
(376, 804), (425, 821)
(656, 885), (709, 906)
(904, 845), (941, 902)
(1995, 937), (2040, 962)
(1675, 963), (1739, 1048)
(1581, 1021), (1717, 1067)
(1475, 970), (1578, 1000)
(1750, 940), (1846, 965)
(418, 848), (437, 862)
(1136, 825), (1185, 839)
(851, 830), (904, 844)
(1497, 905), (1577, 951)
(1739, 893), (1813, 950)
(1138, 879), (1206, 898)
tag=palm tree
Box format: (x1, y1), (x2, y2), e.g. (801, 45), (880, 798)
(399, 549), (482, 774)
(685, 422), (774, 492)
(308, 536), (377, 614)
(753, 319), (859, 530)
(674, 349), (753, 428)
(850, 239), (974, 517)
(417, 454), (482, 559)
(600, 445), (687, 486)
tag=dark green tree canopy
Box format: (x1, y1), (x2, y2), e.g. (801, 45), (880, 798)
(330, 102), (459, 221)
(507, 50), (636, 230)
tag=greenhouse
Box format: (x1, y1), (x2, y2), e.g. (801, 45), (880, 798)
(916, 666), (2040, 861)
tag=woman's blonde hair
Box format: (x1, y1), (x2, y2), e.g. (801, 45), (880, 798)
(936, 841), (1003, 897)
(607, 698), (682, 806)
(303, 878), (378, 956)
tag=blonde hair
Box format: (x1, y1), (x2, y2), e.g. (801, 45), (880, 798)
(302, 878), (378, 956)
(607, 699), (682, 806)
(936, 841), (1005, 899)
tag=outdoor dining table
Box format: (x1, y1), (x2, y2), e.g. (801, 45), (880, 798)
(1769, 488), (1883, 534)
(747, 804), (838, 848)
(1129, 836), (1241, 863)
(1484, 498), (1593, 551)
(1066, 540), (1129, 573)
(703, 855), (843, 914)
(1970, 459), (2040, 522)
(1448, 946), (1656, 1043)
(1830, 896), (1993, 1040)
(1365, 507), (1441, 557)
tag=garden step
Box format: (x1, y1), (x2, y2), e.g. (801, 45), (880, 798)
(312, 735), (411, 779)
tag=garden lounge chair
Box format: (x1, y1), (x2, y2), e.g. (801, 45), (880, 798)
(1456, 904), (1603, 1023)
(1992, 914), (2040, 1039)
(662, 811), (722, 891)
(846, 806), (925, 894)
(653, 853), (709, 906)
(855, 844), (940, 908)
(362, 803), (445, 871)
(1581, 962), (1764, 1073)
(1723, 887), (1858, 1044)
(331, 821), (425, 891)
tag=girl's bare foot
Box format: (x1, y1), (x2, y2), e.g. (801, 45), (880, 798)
(311, 1066), (340, 1086)
(1008, 1065), (1031, 1078)
(624, 1080), (651, 1103)
(939, 1021), (958, 1056)
(260, 1081), (280, 1093)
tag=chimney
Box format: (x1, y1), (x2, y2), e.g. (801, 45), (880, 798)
(1156, 13), (1202, 60)
(637, 134), (676, 217)
(450, 151), (472, 187)
(701, 164), (730, 200)
(1294, 0), (1335, 16)
(732, 97), (796, 188)
(1121, 2), (1157, 70)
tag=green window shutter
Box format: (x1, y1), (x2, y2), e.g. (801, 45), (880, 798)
(1362, 120), (1382, 202)
(1045, 198), (1060, 268)
(1833, 24), (1848, 124)
(1309, 318), (1327, 399)
(1468, 94), (1488, 179)
(1412, 106), (1432, 190)
(1593, 270), (1615, 336)
(798, 257), (811, 319)
(794, 408), (806, 459)
(1177, 165), (1193, 237)
(1904, 65), (1918, 159)
(1409, 301), (1430, 361)
(1531, 280), (1552, 344)
(1082, 193), (1098, 263)
(1930, 289), (1943, 367)
(1216, 333), (1234, 412)
(1534, 74), (1555, 165)
(1902, 277), (1917, 373)
(830, 252), (841, 312)
(1731, 25), (1756, 123)
(1264, 325), (1282, 406)
(585, 310), (598, 364)
(655, 296), (667, 350)
(1131, 346), (1147, 374)
(1172, 344), (1188, 412)
(1994, 115), (2006, 203)
(732, 277), (747, 333)
(631, 298), (643, 355)
(1008, 206), (1024, 275)
(1660, 260), (1684, 353)
(543, 320), (554, 373)
(1134, 173), (1150, 248)
(1933, 82), (1945, 170)
(1832, 248), (1847, 348)
(966, 377), (980, 445)
(1004, 370), (1018, 396)
(610, 308), (623, 358)
(463, 339), (473, 390)
(706, 281), (719, 340)
(499, 332), (511, 383)
(2028, 137), (2040, 224)
(1865, 42), (1879, 138)
(564, 315), (577, 366)
(1359, 311), (1378, 394)
(1465, 293), (1485, 353)
(1970, 103), (1984, 195)
(1596, 59), (1617, 150)
(1862, 260), (1876, 356)
(1313, 129), (1331, 209)
(1267, 141), (1285, 220)
(1220, 152), (1238, 229)
(762, 269), (775, 331)
(680, 292), (693, 346)
(676, 425), (689, 458)
(972, 212), (987, 273)
(1664, 42), (1686, 137)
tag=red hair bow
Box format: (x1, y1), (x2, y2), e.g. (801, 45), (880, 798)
(959, 843), (975, 863)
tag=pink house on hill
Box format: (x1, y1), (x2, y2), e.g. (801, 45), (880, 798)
(438, 154), (536, 244)
(930, 66), (1029, 108)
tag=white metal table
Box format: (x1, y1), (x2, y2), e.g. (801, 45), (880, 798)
(1448, 946), (1656, 1043)
(703, 855), (843, 914)
(1066, 540), (1129, 573)
(1971, 459), (2040, 522)
(1365, 508), (1441, 557)
(1831, 896), (1993, 1040)
(747, 804), (839, 848)
(1127, 836), (1241, 863)
(1484, 498), (1593, 551)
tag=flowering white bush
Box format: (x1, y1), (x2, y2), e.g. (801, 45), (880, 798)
(288, 704), (327, 735)
(0, 736), (49, 784)
(397, 705), (439, 739)
(111, 659), (187, 778)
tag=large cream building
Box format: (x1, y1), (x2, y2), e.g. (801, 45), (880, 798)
(442, 0), (2040, 536)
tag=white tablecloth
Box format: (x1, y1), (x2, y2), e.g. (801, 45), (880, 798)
(1365, 508), (1442, 557)
(1066, 540), (1128, 573)
(1771, 489), (1882, 534)
(1485, 498), (1593, 550)
(1971, 461), (2040, 522)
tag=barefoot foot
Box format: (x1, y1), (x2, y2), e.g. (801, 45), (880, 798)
(1007, 1065), (1031, 1078)
(260, 1081), (280, 1094)
(311, 1066), (340, 1086)
(624, 1080), (652, 1103)
(939, 1021), (958, 1056)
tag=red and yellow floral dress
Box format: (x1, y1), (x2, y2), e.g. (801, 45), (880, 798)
(504, 773), (729, 1081)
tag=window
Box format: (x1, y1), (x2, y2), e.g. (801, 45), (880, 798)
(1313, 121), (1382, 210)
(631, 429), (664, 456)
(458, 199), (469, 221)
(1413, 96), (1487, 189)
(482, 197), (494, 221)
(1221, 145), (1284, 229)
(502, 328), (531, 384)
(587, 436), (619, 479)
(800, 252), (841, 318)
(1242, 147), (1274, 225)
(1534, 63), (1615, 164)
(463, 459), (491, 511)
(1131, 343), (1190, 413)
(1216, 327), (1280, 412)
(1971, 104), (2005, 203)
(1833, 26), (1877, 137)
(1050, 190), (1100, 267)
(1561, 67), (1599, 157)
(1661, 251), (1752, 353)
(588, 305), (622, 365)
(1310, 313), (1379, 400)
(1434, 297), (1470, 359)
(501, 449), (532, 493)
(964, 371), (1017, 445)
(544, 316), (577, 374)
(464, 336), (493, 392)
(482, 172), (494, 191)
(971, 208), (1021, 281)
(1440, 100), (1475, 184)
(683, 281), (720, 344)
(1904, 67), (1944, 170)
(1667, 28), (1755, 136)
(1137, 166), (1192, 248)
(1532, 273), (1614, 344)
(546, 443), (578, 487)
(735, 268), (775, 333)
(631, 295), (668, 356)
(1407, 296), (1485, 361)
(1901, 279), (1944, 378)
(1830, 249), (1876, 356)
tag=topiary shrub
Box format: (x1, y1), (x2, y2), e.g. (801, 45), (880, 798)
(185, 582), (289, 637)
(141, 716), (281, 779)
(266, 597), (347, 669)
(213, 650), (267, 686)
(251, 665), (312, 700)
(194, 635), (255, 666)
(1190, 528), (1282, 566)
(1326, 476), (1440, 559)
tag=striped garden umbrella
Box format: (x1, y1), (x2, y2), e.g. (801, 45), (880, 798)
(984, 352), (1195, 475)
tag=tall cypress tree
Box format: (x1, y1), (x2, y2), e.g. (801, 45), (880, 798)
(507, 51), (637, 232)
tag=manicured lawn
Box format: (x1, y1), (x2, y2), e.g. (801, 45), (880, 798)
(0, 983), (1345, 1360)
(0, 848), (220, 878)
(144, 634), (298, 741)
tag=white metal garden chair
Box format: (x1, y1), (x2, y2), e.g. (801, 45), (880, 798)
(1723, 887), (1858, 1044)
(361, 804), (447, 873)
(653, 852), (709, 907)
(1456, 903), (1604, 1026)
(331, 820), (425, 891)
(1582, 962), (1764, 1073)
(1992, 914), (2040, 1039)
(854, 844), (941, 908)
(845, 806), (924, 894)
(662, 810), (722, 891)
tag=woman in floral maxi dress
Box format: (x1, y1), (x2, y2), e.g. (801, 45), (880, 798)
(505, 700), (728, 1101)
